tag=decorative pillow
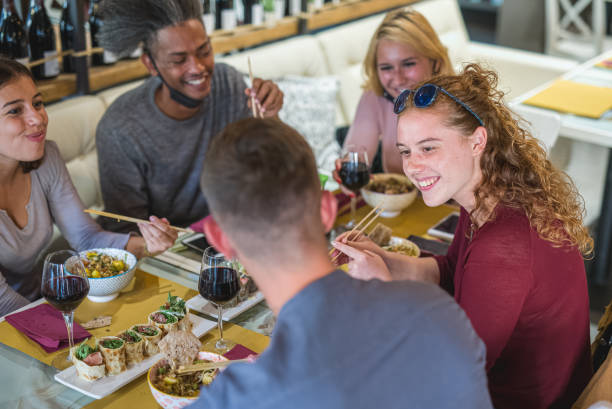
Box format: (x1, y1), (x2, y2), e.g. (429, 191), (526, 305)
(245, 75), (341, 173)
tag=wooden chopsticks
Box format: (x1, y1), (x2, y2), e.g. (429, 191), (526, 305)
(330, 201), (386, 263)
(83, 209), (192, 233)
(248, 56), (264, 119)
(177, 358), (251, 375)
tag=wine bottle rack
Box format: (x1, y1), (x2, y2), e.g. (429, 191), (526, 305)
(36, 0), (418, 103)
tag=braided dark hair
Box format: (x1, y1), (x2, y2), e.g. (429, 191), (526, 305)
(98, 0), (203, 57)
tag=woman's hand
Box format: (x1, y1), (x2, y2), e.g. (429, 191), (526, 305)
(332, 240), (392, 281)
(245, 78), (284, 118)
(137, 216), (178, 255)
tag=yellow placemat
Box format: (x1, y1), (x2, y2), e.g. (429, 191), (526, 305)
(335, 195), (457, 238)
(0, 269), (197, 367)
(523, 80), (612, 119)
(83, 324), (269, 409)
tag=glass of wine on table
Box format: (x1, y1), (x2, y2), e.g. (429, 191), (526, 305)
(199, 247), (240, 353)
(40, 250), (89, 370)
(339, 144), (370, 228)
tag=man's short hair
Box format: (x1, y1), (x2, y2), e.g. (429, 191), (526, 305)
(98, 0), (202, 57)
(201, 119), (322, 256)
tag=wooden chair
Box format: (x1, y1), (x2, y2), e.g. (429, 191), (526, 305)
(545, 0), (612, 61)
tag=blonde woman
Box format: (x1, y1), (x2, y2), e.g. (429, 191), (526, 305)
(334, 8), (453, 187)
(334, 64), (593, 408)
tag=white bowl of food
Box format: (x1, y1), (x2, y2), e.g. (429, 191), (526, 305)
(360, 173), (417, 218)
(383, 236), (421, 257)
(80, 248), (137, 303)
(148, 351), (226, 409)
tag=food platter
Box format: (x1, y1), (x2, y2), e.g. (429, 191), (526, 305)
(186, 292), (265, 321)
(53, 314), (215, 399)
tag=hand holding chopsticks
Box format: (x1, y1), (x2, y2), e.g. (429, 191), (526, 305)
(330, 200), (385, 263)
(84, 209), (192, 233)
(248, 57), (264, 119)
(245, 57), (284, 118)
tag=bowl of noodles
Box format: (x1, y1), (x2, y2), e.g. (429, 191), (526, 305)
(361, 174), (417, 218)
(80, 248), (137, 303)
(148, 351), (226, 409)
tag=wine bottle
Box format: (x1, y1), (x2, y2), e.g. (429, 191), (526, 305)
(202, 0), (215, 33)
(215, 0), (236, 30)
(59, 0), (74, 72)
(88, 0), (116, 66)
(26, 0), (59, 79)
(242, 0), (262, 25)
(0, 0), (29, 66)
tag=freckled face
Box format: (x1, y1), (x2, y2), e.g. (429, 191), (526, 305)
(0, 75), (47, 164)
(376, 39), (435, 99)
(396, 108), (482, 209)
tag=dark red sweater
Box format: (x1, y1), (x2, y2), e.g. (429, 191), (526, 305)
(435, 206), (591, 409)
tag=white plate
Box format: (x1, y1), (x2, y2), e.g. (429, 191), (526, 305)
(186, 292), (265, 321)
(54, 313), (216, 399)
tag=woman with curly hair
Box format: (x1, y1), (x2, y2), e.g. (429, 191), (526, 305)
(333, 64), (592, 408)
(333, 8), (453, 188)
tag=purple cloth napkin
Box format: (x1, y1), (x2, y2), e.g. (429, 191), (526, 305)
(223, 344), (258, 360)
(5, 303), (91, 353)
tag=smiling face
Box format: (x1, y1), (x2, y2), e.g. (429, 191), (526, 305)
(0, 75), (48, 166)
(146, 19), (214, 104)
(397, 108), (485, 211)
(376, 39), (435, 99)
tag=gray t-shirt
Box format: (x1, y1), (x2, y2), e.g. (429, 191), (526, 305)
(193, 270), (493, 409)
(0, 141), (129, 316)
(96, 63), (251, 233)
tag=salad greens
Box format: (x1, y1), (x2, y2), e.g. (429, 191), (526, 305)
(160, 292), (186, 317)
(101, 338), (124, 349)
(75, 343), (97, 360)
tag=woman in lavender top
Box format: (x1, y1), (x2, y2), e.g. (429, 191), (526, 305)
(0, 58), (177, 316)
(333, 9), (454, 190)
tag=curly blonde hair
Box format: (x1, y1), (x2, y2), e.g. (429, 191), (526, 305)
(400, 64), (593, 256)
(363, 8), (454, 96)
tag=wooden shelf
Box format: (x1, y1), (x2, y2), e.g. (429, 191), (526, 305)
(38, 0), (423, 103)
(89, 59), (149, 92)
(210, 17), (300, 54)
(303, 0), (419, 31)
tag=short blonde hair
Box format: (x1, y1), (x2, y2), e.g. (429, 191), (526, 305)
(363, 8), (454, 96)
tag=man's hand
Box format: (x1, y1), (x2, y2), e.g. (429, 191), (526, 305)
(245, 78), (284, 118)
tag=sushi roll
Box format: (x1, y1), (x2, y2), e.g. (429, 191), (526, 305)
(117, 329), (145, 365)
(148, 310), (179, 334)
(130, 324), (162, 356)
(71, 343), (105, 381)
(97, 336), (127, 375)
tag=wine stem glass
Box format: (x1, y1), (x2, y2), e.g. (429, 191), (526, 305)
(340, 146), (370, 227)
(214, 303), (227, 351)
(62, 310), (75, 360)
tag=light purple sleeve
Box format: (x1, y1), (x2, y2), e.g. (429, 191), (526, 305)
(0, 273), (30, 317)
(41, 142), (130, 252)
(344, 91), (382, 165)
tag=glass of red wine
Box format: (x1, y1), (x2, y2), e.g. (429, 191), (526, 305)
(339, 144), (370, 227)
(40, 250), (89, 369)
(199, 247), (240, 353)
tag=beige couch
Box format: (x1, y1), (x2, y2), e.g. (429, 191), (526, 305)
(48, 0), (602, 228)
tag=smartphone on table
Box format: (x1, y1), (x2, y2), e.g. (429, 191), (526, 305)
(181, 233), (211, 254)
(427, 212), (460, 242)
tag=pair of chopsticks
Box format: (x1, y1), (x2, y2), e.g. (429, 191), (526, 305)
(83, 209), (192, 233)
(177, 358), (251, 375)
(330, 201), (386, 263)
(248, 57), (264, 119)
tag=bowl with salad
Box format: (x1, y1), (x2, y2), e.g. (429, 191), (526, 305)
(80, 248), (137, 302)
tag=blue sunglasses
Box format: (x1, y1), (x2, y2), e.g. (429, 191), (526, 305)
(393, 84), (484, 127)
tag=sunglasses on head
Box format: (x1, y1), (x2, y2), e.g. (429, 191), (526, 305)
(393, 83), (484, 127)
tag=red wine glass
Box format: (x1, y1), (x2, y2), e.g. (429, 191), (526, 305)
(199, 247), (240, 353)
(40, 250), (89, 369)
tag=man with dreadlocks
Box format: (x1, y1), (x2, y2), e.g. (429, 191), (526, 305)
(94, 0), (284, 233)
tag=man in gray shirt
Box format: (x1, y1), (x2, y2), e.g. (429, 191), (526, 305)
(194, 118), (493, 409)
(95, 0), (284, 232)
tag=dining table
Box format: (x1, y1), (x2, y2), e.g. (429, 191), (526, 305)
(0, 194), (456, 409)
(513, 49), (612, 285)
